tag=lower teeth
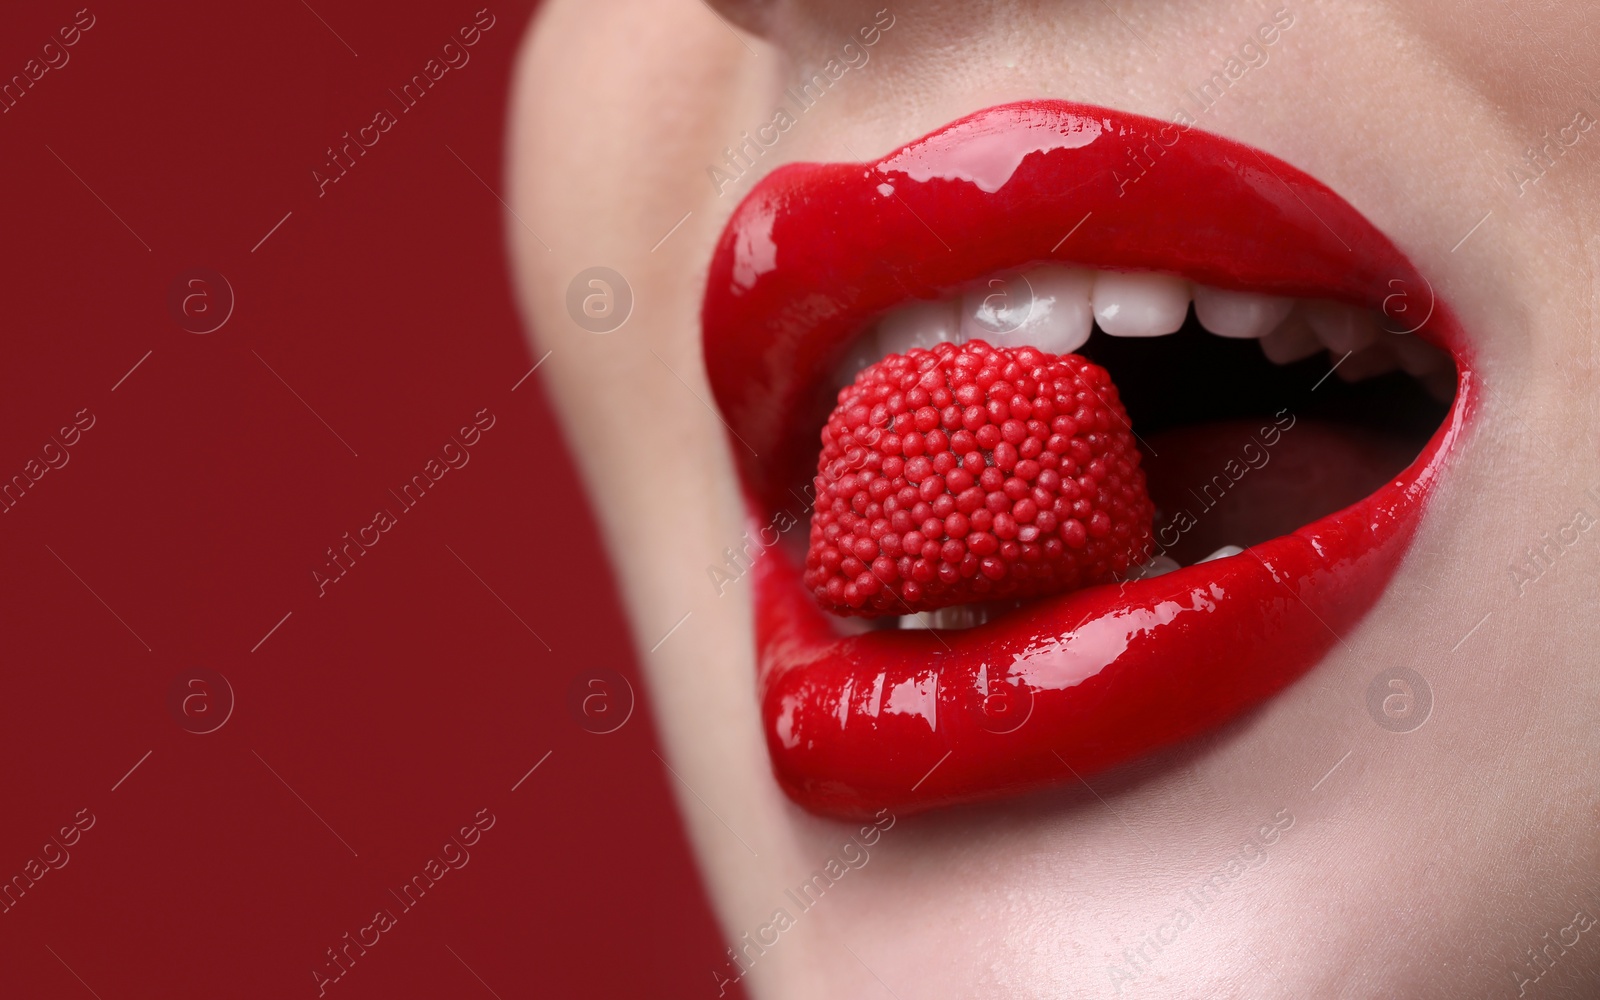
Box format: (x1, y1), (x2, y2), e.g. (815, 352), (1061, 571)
(894, 544), (1243, 629)
(1123, 554), (1181, 580)
(898, 605), (992, 631)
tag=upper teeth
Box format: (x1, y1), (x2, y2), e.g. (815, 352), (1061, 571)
(1193, 284), (1294, 339)
(838, 264), (1452, 388)
(1092, 270), (1192, 338)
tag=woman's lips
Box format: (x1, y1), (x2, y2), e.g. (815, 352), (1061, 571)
(700, 100), (1475, 818)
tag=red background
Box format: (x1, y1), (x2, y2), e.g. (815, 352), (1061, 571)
(0, 2), (738, 996)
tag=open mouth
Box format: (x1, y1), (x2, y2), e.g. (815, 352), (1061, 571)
(701, 101), (1475, 818)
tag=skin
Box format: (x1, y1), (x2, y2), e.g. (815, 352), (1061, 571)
(507, 2), (1600, 997)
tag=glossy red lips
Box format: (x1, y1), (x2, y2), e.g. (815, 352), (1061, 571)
(701, 100), (1474, 818)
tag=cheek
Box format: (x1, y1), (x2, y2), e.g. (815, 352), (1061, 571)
(511, 0), (756, 500)
(511, 0), (749, 337)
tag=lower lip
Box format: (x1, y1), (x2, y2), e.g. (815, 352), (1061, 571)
(703, 101), (1476, 817)
(754, 386), (1467, 817)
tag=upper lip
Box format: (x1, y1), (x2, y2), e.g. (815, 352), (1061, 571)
(700, 100), (1475, 818)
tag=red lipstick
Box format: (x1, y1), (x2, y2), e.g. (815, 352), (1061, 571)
(700, 101), (1474, 818)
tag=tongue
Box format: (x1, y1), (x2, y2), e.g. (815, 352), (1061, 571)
(1141, 417), (1418, 565)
